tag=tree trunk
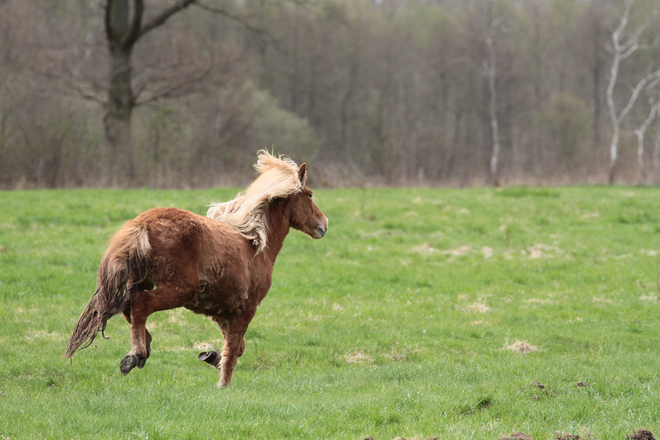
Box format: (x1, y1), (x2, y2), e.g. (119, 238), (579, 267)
(606, 35), (621, 185)
(104, 0), (137, 185)
(591, 9), (603, 153)
(486, 38), (501, 187)
(634, 102), (658, 183)
(104, 46), (135, 183)
(653, 119), (660, 173)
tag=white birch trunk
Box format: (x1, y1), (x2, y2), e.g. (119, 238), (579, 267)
(486, 38), (501, 186)
(634, 101), (658, 182)
(653, 119), (660, 170)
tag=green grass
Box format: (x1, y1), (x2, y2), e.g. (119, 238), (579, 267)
(1, 186), (660, 439)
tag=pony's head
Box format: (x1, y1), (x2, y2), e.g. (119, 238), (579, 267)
(207, 150), (328, 253)
(287, 163), (328, 240)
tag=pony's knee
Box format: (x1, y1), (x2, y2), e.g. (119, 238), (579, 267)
(236, 339), (246, 357)
(224, 336), (245, 357)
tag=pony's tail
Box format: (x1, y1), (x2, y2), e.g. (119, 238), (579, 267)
(64, 221), (151, 359)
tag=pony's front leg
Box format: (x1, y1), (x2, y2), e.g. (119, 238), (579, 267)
(218, 332), (245, 386)
(213, 307), (256, 387)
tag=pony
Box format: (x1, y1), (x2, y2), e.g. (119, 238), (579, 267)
(64, 151), (328, 386)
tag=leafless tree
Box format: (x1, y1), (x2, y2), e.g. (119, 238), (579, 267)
(102, 0), (197, 182)
(606, 0), (660, 184)
(485, 37), (501, 186)
(653, 118), (660, 171)
(633, 92), (660, 182)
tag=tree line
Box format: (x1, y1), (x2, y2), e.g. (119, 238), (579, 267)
(1, 0), (660, 188)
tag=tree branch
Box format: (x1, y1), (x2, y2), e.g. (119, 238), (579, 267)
(194, 2), (280, 50)
(134, 61), (214, 107)
(139, 0), (198, 39)
(123, 0), (145, 48)
(22, 64), (106, 106)
(618, 70), (660, 124)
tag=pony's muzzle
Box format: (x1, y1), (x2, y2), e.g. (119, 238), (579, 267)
(314, 217), (329, 239)
(198, 350), (222, 369)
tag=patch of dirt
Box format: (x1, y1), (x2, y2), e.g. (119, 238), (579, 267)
(574, 381), (589, 388)
(193, 342), (213, 351)
(466, 302), (490, 313)
(555, 434), (580, 440)
(526, 298), (552, 305)
(26, 330), (61, 341)
(392, 437), (438, 440)
(627, 429), (656, 440)
(346, 350), (373, 364)
(442, 245), (471, 257)
(498, 432), (533, 440)
(531, 381), (546, 390)
(505, 340), (538, 353)
(363, 437), (438, 440)
(412, 242), (439, 255)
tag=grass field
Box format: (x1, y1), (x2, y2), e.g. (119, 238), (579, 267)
(1, 186), (660, 440)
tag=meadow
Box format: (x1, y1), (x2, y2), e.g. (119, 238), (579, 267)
(1, 186), (660, 440)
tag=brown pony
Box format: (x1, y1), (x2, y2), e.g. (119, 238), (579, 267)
(64, 151), (328, 386)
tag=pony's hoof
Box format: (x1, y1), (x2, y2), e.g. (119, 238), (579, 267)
(120, 355), (139, 375)
(137, 357), (147, 369)
(198, 350), (221, 368)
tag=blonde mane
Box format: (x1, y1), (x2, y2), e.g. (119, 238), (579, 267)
(207, 150), (304, 254)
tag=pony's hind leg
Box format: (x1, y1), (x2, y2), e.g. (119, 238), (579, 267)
(120, 284), (190, 375)
(121, 306), (152, 360)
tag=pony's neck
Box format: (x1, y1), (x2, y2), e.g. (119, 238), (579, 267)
(262, 198), (291, 264)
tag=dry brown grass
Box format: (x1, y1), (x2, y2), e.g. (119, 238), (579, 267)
(504, 340), (539, 354)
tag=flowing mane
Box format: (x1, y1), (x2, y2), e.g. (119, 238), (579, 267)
(206, 150), (304, 254)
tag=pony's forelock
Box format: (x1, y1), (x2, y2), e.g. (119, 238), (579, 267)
(207, 150), (304, 254)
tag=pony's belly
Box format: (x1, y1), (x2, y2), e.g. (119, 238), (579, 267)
(184, 288), (248, 317)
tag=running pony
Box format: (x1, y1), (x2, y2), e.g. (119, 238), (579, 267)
(64, 151), (328, 386)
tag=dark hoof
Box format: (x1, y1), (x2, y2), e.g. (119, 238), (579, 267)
(120, 355), (139, 375)
(137, 357), (147, 369)
(198, 350), (221, 368)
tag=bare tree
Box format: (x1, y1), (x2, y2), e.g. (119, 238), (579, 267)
(633, 91), (660, 182)
(485, 37), (501, 186)
(653, 117), (660, 171)
(103, 0), (197, 181)
(606, 0), (660, 184)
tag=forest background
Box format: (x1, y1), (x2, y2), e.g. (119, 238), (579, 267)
(2, 0), (660, 189)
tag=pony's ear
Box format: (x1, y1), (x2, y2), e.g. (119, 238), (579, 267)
(298, 163), (307, 186)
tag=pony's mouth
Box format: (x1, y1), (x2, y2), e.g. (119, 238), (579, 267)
(314, 219), (328, 239)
